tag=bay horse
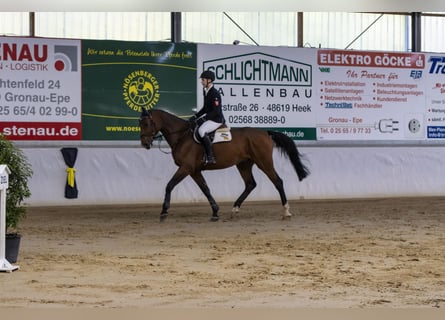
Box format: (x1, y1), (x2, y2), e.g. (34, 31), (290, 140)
(139, 108), (309, 222)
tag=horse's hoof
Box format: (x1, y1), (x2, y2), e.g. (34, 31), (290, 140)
(281, 215), (292, 220)
(160, 213), (168, 222)
(210, 216), (219, 222)
(231, 206), (240, 219)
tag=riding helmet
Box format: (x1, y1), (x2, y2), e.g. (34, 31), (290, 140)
(200, 70), (215, 81)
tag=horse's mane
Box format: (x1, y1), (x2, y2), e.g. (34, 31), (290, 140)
(152, 109), (187, 123)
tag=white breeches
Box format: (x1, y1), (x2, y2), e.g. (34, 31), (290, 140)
(198, 120), (222, 137)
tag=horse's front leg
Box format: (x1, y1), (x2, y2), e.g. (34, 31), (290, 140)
(232, 160), (256, 218)
(190, 172), (219, 221)
(161, 168), (188, 222)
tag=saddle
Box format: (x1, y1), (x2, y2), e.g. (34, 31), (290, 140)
(193, 124), (232, 144)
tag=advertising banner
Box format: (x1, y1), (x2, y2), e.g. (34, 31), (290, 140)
(2, 36), (445, 144)
(81, 40), (197, 140)
(0, 36), (81, 140)
(316, 49), (426, 141)
(425, 54), (445, 139)
(197, 44), (318, 140)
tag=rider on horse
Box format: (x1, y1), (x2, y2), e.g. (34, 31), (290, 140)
(192, 70), (225, 165)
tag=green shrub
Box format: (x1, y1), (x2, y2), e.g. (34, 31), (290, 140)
(0, 134), (33, 231)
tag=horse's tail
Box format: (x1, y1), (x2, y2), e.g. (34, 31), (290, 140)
(268, 131), (310, 181)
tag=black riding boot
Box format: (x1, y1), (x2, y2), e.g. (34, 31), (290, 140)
(201, 134), (216, 164)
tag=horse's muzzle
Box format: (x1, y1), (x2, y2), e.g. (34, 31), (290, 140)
(140, 134), (153, 149)
(141, 142), (151, 150)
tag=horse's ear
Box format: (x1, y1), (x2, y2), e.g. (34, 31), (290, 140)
(141, 107), (151, 117)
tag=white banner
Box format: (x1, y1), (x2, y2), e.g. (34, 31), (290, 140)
(198, 44), (445, 142)
(198, 44), (318, 140)
(425, 54), (445, 139)
(316, 49), (426, 140)
(0, 36), (81, 140)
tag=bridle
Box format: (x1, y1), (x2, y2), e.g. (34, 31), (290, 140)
(139, 111), (193, 152)
(139, 114), (158, 142)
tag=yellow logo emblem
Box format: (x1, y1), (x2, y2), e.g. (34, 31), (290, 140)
(123, 70), (160, 112)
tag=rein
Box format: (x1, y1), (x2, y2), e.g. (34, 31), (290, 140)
(153, 133), (171, 154)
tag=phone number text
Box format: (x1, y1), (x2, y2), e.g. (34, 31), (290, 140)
(319, 127), (372, 134)
(0, 105), (79, 117)
(228, 115), (286, 125)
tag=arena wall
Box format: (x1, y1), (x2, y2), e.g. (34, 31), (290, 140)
(23, 145), (445, 207)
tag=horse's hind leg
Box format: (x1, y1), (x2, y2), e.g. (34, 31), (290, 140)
(269, 171), (292, 219)
(257, 165), (291, 219)
(190, 172), (220, 221)
(232, 160), (257, 218)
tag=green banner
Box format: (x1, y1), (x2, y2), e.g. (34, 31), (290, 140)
(81, 40), (197, 140)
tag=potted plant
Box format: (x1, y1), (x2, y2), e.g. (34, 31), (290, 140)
(0, 134), (33, 263)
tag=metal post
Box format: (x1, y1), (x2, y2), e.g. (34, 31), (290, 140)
(29, 12), (35, 37)
(411, 12), (421, 52)
(0, 165), (19, 272)
(171, 12), (182, 43)
(297, 12), (303, 47)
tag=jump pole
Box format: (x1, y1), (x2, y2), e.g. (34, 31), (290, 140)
(0, 164), (19, 272)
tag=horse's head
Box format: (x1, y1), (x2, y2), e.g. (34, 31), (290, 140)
(139, 108), (157, 149)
